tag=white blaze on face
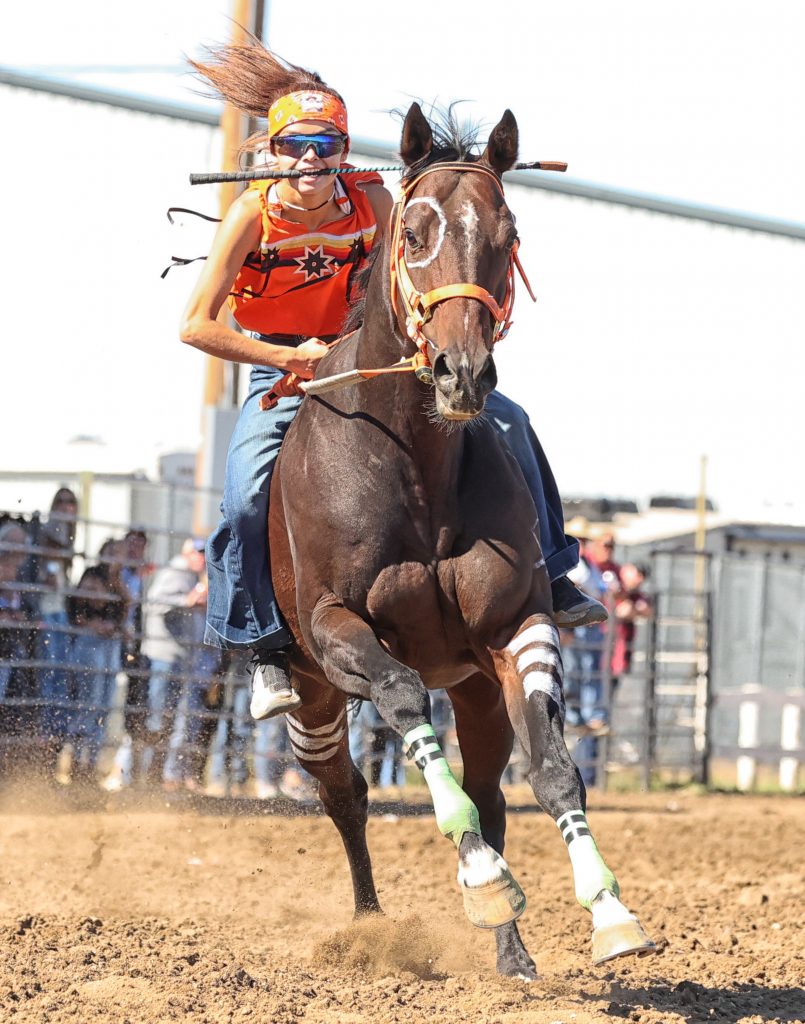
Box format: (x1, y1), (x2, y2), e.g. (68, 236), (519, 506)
(406, 196), (447, 268)
(459, 200), (479, 265)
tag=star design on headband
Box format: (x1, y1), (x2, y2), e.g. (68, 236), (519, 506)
(293, 245), (336, 282)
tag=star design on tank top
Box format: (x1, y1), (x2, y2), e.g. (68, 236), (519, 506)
(261, 246), (281, 270)
(347, 237), (364, 263)
(293, 245), (336, 282)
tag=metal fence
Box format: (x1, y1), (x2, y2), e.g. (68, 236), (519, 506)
(615, 549), (804, 792)
(2, 490), (802, 798)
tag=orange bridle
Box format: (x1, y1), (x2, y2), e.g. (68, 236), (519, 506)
(389, 161), (537, 361)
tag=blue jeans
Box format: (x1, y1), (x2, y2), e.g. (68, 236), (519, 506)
(563, 625), (606, 787)
(484, 392), (579, 582)
(205, 364), (578, 651)
(151, 645), (220, 784)
(208, 682), (251, 789)
(349, 701), (405, 787)
(145, 658), (183, 781)
(38, 611), (73, 741)
(70, 633), (121, 769)
(205, 364), (300, 651)
(254, 716), (293, 785)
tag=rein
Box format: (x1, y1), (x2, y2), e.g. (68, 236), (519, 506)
(260, 161), (538, 411)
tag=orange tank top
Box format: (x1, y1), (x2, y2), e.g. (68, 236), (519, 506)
(228, 167), (383, 337)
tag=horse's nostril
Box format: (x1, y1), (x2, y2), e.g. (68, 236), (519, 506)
(479, 354), (497, 393)
(432, 352), (455, 384)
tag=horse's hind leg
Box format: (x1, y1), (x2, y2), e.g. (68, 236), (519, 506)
(309, 604), (524, 929)
(286, 686), (381, 917)
(492, 614), (656, 965)
(450, 674), (538, 981)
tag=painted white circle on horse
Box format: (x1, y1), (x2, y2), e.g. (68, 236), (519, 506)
(405, 196), (448, 268)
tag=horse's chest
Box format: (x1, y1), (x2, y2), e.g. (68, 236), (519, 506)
(366, 560), (448, 627)
(365, 560), (480, 683)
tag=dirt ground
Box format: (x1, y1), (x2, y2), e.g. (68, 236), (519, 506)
(0, 786), (802, 1024)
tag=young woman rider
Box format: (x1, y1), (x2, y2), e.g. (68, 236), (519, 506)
(180, 40), (604, 722)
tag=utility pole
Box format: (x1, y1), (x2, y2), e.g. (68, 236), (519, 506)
(195, 0), (267, 532)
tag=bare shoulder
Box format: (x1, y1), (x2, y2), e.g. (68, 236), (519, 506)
(358, 183), (394, 234)
(212, 187), (263, 253)
(227, 186), (263, 224)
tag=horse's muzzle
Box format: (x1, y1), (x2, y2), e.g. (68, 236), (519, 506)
(432, 351), (497, 420)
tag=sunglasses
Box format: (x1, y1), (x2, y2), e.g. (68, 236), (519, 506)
(271, 134), (348, 160)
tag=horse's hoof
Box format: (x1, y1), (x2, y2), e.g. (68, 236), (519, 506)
(498, 961), (539, 983)
(461, 870), (526, 929)
(457, 843), (526, 929)
(592, 918), (656, 965)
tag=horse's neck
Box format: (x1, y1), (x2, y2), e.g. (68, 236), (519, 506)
(355, 239), (405, 367)
(355, 243), (465, 508)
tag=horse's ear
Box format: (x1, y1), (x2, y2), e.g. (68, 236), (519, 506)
(400, 102), (433, 167)
(481, 109), (519, 176)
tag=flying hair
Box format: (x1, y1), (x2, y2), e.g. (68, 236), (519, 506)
(188, 34), (345, 156)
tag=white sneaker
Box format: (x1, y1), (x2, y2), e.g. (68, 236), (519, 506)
(249, 651), (302, 720)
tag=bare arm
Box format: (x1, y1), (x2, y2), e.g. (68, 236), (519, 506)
(361, 183), (395, 239)
(179, 190), (323, 376)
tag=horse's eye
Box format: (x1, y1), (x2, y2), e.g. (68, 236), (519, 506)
(403, 227), (420, 248)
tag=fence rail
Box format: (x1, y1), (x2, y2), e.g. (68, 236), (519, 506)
(3, 493), (804, 797)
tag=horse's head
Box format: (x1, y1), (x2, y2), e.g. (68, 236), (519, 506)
(392, 103), (520, 421)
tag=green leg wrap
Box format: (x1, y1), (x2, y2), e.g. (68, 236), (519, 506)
(557, 809), (620, 910)
(404, 724), (480, 847)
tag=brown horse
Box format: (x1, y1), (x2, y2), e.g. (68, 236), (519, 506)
(268, 102), (655, 979)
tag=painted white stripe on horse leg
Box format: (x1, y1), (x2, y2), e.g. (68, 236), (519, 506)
(506, 622), (558, 657)
(516, 645), (562, 676)
(522, 669), (564, 708)
(286, 707), (345, 737)
(286, 723), (347, 752)
(291, 739), (342, 762)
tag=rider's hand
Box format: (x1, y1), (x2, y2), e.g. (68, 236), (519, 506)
(284, 338), (329, 380)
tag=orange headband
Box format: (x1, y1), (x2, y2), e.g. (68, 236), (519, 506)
(267, 90), (349, 139)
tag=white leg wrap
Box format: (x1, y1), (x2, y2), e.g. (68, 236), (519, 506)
(557, 810), (619, 910)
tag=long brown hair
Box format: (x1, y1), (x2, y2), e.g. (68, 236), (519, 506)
(189, 36), (345, 155)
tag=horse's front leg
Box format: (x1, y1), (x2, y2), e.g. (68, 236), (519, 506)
(310, 603), (525, 929)
(450, 673), (538, 981)
(491, 613), (656, 965)
(286, 682), (381, 918)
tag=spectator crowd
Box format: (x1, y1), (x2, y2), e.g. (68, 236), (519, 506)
(561, 516), (653, 787)
(0, 489), (652, 797)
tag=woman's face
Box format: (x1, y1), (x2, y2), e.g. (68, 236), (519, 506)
(270, 119), (348, 196)
(52, 491), (78, 517)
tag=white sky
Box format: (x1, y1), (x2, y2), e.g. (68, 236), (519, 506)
(4, 0), (804, 219)
(1, 1), (804, 518)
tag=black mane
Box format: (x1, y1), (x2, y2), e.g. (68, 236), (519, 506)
(341, 246), (380, 335)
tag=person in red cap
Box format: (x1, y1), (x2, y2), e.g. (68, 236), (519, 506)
(180, 39), (604, 721)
